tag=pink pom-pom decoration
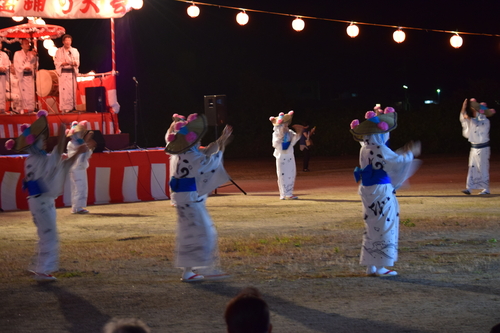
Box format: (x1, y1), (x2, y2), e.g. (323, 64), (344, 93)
(278, 112), (284, 116)
(365, 111), (376, 119)
(174, 121), (186, 131)
(26, 134), (36, 145)
(377, 122), (389, 131)
(79, 120), (88, 127)
(20, 123), (30, 132)
(491, 109), (496, 115)
(350, 119), (360, 129)
(5, 139), (15, 150)
(269, 117), (275, 121)
(384, 107), (395, 113)
(187, 113), (198, 122)
(167, 133), (176, 142)
(71, 121), (78, 127)
(470, 98), (477, 102)
(36, 110), (48, 118)
(288, 110), (294, 115)
(185, 132), (198, 143)
(277, 119), (283, 124)
(65, 129), (70, 136)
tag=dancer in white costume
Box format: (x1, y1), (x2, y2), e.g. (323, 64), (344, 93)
(165, 113), (233, 282)
(13, 39), (37, 113)
(459, 98), (495, 195)
(0, 43), (11, 113)
(269, 111), (302, 200)
(66, 120), (95, 214)
(54, 34), (80, 112)
(350, 108), (421, 276)
(5, 110), (88, 281)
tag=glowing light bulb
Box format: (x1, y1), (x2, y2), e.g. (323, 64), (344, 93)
(292, 17), (305, 32)
(450, 34), (463, 48)
(346, 23), (359, 38)
(393, 28), (405, 43)
(187, 4), (200, 18)
(34, 18), (45, 25)
(12, 16), (23, 22)
(236, 11), (249, 26)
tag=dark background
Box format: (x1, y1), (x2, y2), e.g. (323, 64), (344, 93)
(1, 0), (499, 157)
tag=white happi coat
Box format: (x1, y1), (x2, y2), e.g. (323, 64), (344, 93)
(170, 146), (229, 268)
(0, 51), (10, 111)
(24, 144), (74, 274)
(54, 47), (80, 111)
(67, 139), (92, 212)
(13, 50), (37, 111)
(356, 134), (416, 267)
(460, 112), (490, 191)
(272, 125), (300, 198)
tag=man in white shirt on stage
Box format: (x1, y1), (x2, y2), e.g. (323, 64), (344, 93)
(13, 39), (37, 114)
(54, 34), (80, 113)
(0, 42), (11, 114)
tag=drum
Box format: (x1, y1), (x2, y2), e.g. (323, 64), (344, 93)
(36, 69), (59, 97)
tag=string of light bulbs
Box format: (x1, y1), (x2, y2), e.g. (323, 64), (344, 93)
(176, 0), (500, 49)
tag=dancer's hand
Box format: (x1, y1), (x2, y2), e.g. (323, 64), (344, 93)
(405, 140), (421, 157)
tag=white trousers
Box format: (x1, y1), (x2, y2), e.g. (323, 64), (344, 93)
(275, 153), (296, 198)
(466, 147), (490, 191)
(28, 194), (59, 274)
(70, 168), (89, 212)
(59, 71), (76, 111)
(19, 74), (35, 111)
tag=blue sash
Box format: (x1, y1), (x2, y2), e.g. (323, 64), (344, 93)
(169, 177), (196, 193)
(354, 165), (391, 186)
(22, 179), (45, 196)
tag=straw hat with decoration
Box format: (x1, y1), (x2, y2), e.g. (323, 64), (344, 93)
(165, 113), (208, 154)
(350, 107), (397, 141)
(269, 111), (294, 126)
(4, 110), (49, 152)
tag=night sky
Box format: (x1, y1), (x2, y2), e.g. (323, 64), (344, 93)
(1, 0), (499, 154)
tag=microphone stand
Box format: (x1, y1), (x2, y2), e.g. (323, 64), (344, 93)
(132, 77), (141, 149)
(69, 50), (77, 112)
(4, 49), (16, 114)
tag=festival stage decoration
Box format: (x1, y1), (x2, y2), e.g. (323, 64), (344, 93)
(0, 21), (65, 44)
(179, 0), (500, 49)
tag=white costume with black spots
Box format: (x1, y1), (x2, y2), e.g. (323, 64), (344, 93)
(460, 112), (490, 192)
(272, 125), (300, 199)
(356, 134), (415, 268)
(170, 146), (229, 269)
(67, 139), (92, 213)
(24, 145), (73, 274)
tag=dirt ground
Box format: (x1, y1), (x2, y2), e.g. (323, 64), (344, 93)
(1, 153), (499, 333)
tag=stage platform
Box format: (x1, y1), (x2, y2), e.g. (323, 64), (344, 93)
(0, 149), (171, 211)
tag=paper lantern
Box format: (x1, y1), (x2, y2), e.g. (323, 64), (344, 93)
(187, 4), (200, 18)
(292, 17), (305, 32)
(346, 23), (359, 38)
(236, 11), (249, 26)
(43, 39), (55, 49)
(48, 47), (57, 57)
(450, 34), (463, 48)
(130, 0), (143, 10)
(393, 28), (405, 43)
(12, 16), (23, 22)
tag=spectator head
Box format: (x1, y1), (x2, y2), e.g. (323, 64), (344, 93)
(224, 287), (272, 333)
(102, 318), (150, 333)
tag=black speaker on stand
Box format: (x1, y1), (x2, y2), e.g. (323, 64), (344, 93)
(85, 87), (106, 113)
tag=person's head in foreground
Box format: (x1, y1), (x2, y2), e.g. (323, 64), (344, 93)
(102, 318), (150, 333)
(225, 287), (272, 333)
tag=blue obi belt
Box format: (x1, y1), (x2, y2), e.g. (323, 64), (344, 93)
(22, 179), (45, 196)
(169, 177), (197, 193)
(353, 165), (391, 186)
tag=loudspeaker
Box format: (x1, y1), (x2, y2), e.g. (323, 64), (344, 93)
(204, 95), (227, 126)
(85, 87), (106, 113)
(91, 130), (106, 153)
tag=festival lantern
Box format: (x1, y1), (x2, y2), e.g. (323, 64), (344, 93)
(187, 3), (200, 18)
(43, 39), (55, 49)
(48, 46), (57, 57)
(346, 23), (359, 38)
(292, 17), (305, 32)
(12, 16), (23, 22)
(130, 0), (143, 10)
(450, 33), (463, 48)
(236, 11), (249, 26)
(393, 28), (405, 43)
